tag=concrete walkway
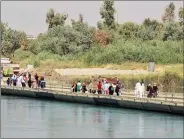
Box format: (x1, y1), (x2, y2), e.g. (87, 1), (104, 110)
(6, 85), (183, 106)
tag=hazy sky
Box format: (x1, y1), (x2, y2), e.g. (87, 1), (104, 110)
(1, 1), (183, 36)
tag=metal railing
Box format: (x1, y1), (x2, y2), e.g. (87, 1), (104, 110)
(1, 85), (183, 107)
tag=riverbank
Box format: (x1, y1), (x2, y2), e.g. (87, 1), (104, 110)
(1, 86), (184, 115)
(11, 59), (183, 92)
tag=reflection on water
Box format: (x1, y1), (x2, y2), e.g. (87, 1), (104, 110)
(1, 96), (183, 138)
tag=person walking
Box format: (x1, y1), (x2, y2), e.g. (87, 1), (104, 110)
(34, 73), (39, 87)
(12, 74), (17, 86)
(28, 72), (31, 79)
(147, 84), (153, 98)
(0, 73), (3, 85)
(104, 81), (110, 95)
(135, 81), (141, 97)
(21, 75), (27, 88)
(28, 73), (32, 88)
(153, 83), (158, 98)
(9, 76), (12, 86)
(6, 78), (10, 86)
(82, 82), (87, 93)
(97, 81), (102, 94)
(115, 83), (120, 96)
(16, 75), (22, 87)
(38, 76), (42, 87)
(108, 83), (114, 95)
(140, 80), (145, 98)
(101, 79), (106, 94)
(77, 81), (82, 92)
(72, 82), (77, 92)
(41, 77), (46, 89)
(91, 76), (97, 94)
(116, 77), (123, 96)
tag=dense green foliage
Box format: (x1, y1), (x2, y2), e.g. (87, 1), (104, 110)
(1, 23), (27, 57)
(83, 39), (183, 65)
(100, 0), (116, 29)
(28, 22), (95, 56)
(1, 1), (183, 66)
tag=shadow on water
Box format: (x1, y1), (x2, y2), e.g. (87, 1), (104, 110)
(1, 95), (183, 138)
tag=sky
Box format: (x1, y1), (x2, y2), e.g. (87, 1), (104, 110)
(1, 1), (183, 36)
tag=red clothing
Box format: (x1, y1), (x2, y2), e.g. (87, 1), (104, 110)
(97, 83), (102, 90)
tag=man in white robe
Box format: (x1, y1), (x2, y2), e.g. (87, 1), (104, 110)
(135, 81), (141, 97)
(139, 83), (145, 98)
(17, 76), (22, 87)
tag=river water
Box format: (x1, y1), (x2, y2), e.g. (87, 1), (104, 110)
(1, 95), (183, 138)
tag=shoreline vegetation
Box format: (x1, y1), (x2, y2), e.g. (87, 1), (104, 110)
(1, 1), (183, 91)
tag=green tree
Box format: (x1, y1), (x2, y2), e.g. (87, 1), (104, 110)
(1, 22), (8, 39)
(1, 24), (27, 57)
(46, 8), (55, 28)
(71, 14), (95, 50)
(29, 23), (95, 56)
(142, 18), (163, 39)
(138, 26), (156, 41)
(100, 0), (116, 29)
(162, 2), (175, 23)
(118, 22), (140, 40)
(162, 22), (178, 41)
(46, 8), (68, 29)
(97, 21), (104, 30)
(178, 7), (184, 25)
(174, 25), (184, 40)
(143, 18), (159, 30)
(28, 39), (42, 54)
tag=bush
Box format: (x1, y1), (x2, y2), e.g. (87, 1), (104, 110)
(93, 30), (109, 46)
(37, 51), (62, 60)
(83, 39), (183, 65)
(161, 71), (181, 87)
(27, 56), (40, 68)
(13, 48), (34, 61)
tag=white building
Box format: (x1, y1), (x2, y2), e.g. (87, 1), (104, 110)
(1, 58), (11, 65)
(27, 35), (37, 40)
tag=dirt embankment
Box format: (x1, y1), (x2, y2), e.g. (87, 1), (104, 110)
(54, 68), (157, 76)
(33, 68), (153, 87)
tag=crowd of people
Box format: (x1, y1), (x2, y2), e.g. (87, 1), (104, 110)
(72, 76), (158, 98)
(5, 72), (158, 98)
(71, 77), (124, 96)
(134, 80), (158, 98)
(6, 72), (46, 89)
(95, 77), (123, 96)
(146, 83), (158, 98)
